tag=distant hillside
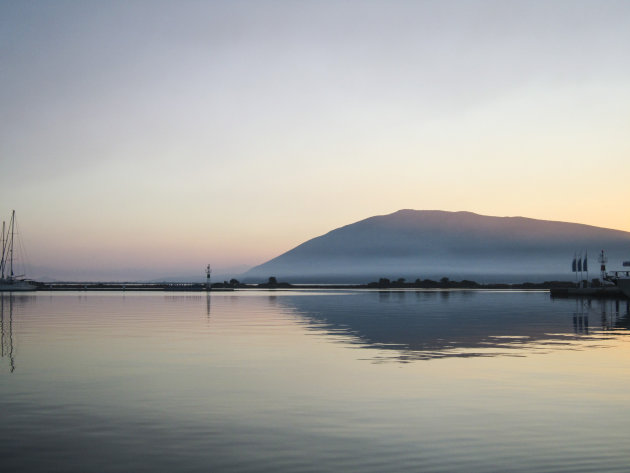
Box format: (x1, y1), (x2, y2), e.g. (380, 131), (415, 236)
(242, 210), (630, 283)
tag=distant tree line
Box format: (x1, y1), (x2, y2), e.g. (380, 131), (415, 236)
(366, 277), (576, 289)
(257, 276), (292, 288)
(211, 276), (292, 289)
(211, 275), (578, 290)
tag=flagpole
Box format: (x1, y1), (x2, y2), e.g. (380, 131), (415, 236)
(585, 250), (588, 287)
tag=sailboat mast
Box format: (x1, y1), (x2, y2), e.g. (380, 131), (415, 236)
(1, 220), (5, 279)
(9, 210), (15, 279)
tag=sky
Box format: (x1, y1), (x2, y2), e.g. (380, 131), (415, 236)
(1, 0), (629, 280)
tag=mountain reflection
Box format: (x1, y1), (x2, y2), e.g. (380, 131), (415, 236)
(280, 291), (630, 362)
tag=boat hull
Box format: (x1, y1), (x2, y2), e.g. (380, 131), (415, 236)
(0, 279), (36, 292)
(617, 278), (630, 298)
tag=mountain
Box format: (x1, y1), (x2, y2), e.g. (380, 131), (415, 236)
(242, 210), (630, 283)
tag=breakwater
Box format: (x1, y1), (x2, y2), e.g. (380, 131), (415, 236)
(34, 282), (233, 292)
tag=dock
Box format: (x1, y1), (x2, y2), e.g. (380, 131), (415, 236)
(550, 286), (626, 299)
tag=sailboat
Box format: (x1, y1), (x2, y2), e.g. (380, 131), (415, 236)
(0, 211), (36, 292)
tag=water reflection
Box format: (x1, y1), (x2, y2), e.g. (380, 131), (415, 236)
(0, 295), (16, 372)
(0, 294), (35, 373)
(2, 291), (630, 473)
(281, 291), (630, 361)
(595, 298), (630, 331)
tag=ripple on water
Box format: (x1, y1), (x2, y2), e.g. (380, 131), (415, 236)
(1, 291), (630, 472)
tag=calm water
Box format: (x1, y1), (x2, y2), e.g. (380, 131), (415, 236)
(1, 290), (630, 472)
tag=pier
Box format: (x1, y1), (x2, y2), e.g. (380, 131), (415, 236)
(550, 286), (626, 299)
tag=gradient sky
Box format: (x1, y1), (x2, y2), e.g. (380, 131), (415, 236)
(1, 0), (629, 279)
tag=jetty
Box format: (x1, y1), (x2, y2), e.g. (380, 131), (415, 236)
(29, 264), (235, 292)
(33, 282), (233, 292)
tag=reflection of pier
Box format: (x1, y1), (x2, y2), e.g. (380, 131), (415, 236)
(596, 298), (630, 331)
(572, 298), (630, 333)
(0, 294), (15, 373)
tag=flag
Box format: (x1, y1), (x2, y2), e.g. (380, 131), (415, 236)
(572, 257), (576, 272)
(583, 253), (588, 272)
(577, 258), (582, 272)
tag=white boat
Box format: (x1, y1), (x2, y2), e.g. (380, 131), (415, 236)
(0, 210), (36, 292)
(614, 261), (630, 298)
(606, 259), (630, 298)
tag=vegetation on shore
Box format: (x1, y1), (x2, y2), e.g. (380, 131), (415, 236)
(211, 276), (292, 289)
(211, 276), (584, 290)
(365, 277), (579, 290)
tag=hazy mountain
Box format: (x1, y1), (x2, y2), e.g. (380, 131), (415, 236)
(243, 210), (630, 283)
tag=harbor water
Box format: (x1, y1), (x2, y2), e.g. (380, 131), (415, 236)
(1, 290), (630, 472)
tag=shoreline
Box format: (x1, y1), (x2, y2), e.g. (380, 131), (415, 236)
(20, 279), (627, 299)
